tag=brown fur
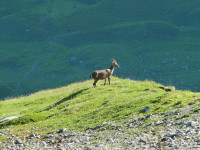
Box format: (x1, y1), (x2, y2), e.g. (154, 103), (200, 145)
(90, 59), (119, 87)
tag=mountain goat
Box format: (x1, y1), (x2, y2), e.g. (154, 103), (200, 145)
(90, 59), (119, 87)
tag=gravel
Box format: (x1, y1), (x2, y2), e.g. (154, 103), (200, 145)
(0, 102), (200, 150)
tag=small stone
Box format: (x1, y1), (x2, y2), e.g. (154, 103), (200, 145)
(30, 133), (35, 137)
(63, 133), (76, 138)
(145, 114), (151, 119)
(144, 88), (150, 91)
(186, 122), (192, 128)
(58, 128), (67, 133)
(59, 138), (64, 143)
(44, 134), (49, 138)
(161, 137), (168, 142)
(102, 122), (107, 125)
(57, 143), (62, 147)
(188, 102), (194, 105)
(139, 139), (146, 144)
(168, 143), (173, 147)
(159, 86), (174, 92)
(140, 106), (150, 113)
(41, 141), (47, 146)
(166, 133), (179, 139)
(36, 135), (41, 139)
(15, 139), (24, 144)
(155, 120), (164, 125)
(49, 134), (54, 137)
(165, 110), (174, 115)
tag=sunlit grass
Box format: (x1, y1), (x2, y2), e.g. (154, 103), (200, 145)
(0, 77), (199, 139)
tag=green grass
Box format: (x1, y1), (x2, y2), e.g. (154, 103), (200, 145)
(1, 0), (200, 99)
(0, 77), (199, 139)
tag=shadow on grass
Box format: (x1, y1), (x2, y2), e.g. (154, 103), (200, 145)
(44, 88), (89, 111)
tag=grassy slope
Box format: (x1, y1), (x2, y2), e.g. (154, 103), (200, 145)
(1, 0), (200, 99)
(0, 77), (199, 140)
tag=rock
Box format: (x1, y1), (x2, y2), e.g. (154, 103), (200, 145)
(165, 110), (174, 116)
(155, 120), (164, 125)
(140, 106), (151, 113)
(49, 134), (54, 138)
(0, 104), (199, 150)
(138, 116), (145, 121)
(63, 133), (76, 138)
(159, 86), (175, 92)
(161, 137), (168, 142)
(0, 115), (21, 123)
(58, 128), (67, 133)
(145, 114), (151, 119)
(186, 122), (192, 128)
(30, 133), (36, 137)
(59, 138), (64, 143)
(188, 102), (195, 105)
(44, 134), (49, 138)
(41, 141), (47, 146)
(166, 133), (179, 139)
(15, 139), (24, 144)
(144, 88), (151, 91)
(57, 143), (62, 147)
(139, 139), (146, 144)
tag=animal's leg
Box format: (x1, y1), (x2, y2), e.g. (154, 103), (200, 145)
(108, 77), (110, 85)
(93, 81), (96, 87)
(104, 78), (106, 85)
(93, 79), (98, 87)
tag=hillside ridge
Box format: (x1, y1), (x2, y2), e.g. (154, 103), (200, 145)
(1, 0), (200, 99)
(0, 77), (200, 149)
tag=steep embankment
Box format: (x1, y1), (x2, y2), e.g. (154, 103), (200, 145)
(0, 77), (199, 149)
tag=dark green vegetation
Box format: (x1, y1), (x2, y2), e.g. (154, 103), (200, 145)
(0, 77), (199, 138)
(1, 0), (200, 99)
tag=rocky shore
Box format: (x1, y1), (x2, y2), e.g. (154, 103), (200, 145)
(0, 101), (199, 150)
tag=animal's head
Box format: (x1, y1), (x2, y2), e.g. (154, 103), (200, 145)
(112, 59), (120, 68)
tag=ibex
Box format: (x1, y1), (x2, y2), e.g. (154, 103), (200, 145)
(90, 59), (120, 87)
